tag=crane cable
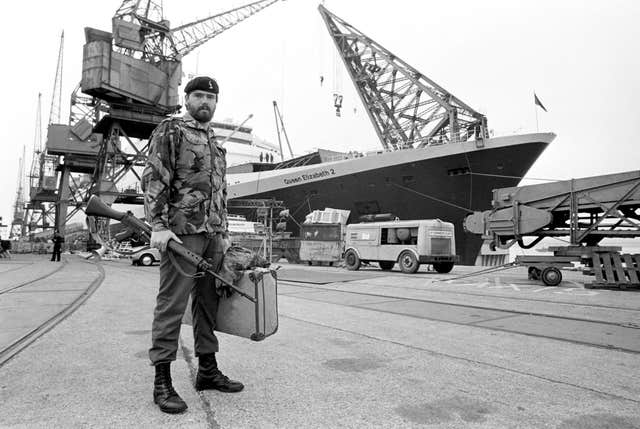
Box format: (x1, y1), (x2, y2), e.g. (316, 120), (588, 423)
(391, 170), (560, 214)
(391, 182), (472, 213)
(317, 2), (325, 87)
(433, 262), (519, 283)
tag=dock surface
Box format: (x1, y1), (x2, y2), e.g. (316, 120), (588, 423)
(1, 254), (639, 428)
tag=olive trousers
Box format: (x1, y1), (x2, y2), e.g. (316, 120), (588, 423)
(149, 233), (225, 365)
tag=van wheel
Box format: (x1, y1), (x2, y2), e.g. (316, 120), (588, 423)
(379, 261), (394, 271)
(399, 251), (419, 273)
(433, 262), (454, 273)
(344, 250), (361, 271)
(139, 254), (154, 266)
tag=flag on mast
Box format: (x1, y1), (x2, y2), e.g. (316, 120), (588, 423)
(534, 93), (547, 112)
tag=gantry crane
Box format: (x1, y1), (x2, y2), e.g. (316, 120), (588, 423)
(44, 0), (281, 234)
(318, 5), (488, 151)
(9, 145), (26, 238)
(22, 94), (57, 236)
(21, 32), (66, 237)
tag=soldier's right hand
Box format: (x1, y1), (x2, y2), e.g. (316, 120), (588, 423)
(150, 230), (183, 252)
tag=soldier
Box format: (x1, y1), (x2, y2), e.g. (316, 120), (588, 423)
(141, 76), (243, 415)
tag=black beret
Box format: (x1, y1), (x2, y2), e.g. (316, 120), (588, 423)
(184, 76), (219, 94)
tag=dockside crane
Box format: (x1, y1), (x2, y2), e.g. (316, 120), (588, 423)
(9, 145), (26, 238)
(45, 0), (281, 239)
(23, 94), (52, 235)
(318, 5), (489, 150)
(23, 32), (66, 235)
(82, 0), (280, 114)
(88, 0), (281, 197)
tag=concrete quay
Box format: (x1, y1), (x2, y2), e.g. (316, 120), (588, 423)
(1, 254), (639, 428)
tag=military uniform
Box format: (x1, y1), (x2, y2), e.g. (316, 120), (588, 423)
(142, 111), (228, 365)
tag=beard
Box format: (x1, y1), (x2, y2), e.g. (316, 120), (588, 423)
(186, 102), (214, 123)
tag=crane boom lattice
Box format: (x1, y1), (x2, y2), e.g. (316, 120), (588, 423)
(112, 0), (279, 62)
(28, 94), (43, 195)
(318, 5), (488, 151)
(171, 0), (280, 59)
(48, 31), (65, 125)
(10, 146), (27, 238)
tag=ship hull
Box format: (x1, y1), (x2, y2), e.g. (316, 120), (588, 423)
(228, 133), (555, 265)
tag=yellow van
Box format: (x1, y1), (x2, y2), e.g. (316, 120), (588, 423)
(344, 219), (457, 273)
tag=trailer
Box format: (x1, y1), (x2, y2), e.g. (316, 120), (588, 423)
(464, 170), (640, 288)
(299, 223), (344, 266)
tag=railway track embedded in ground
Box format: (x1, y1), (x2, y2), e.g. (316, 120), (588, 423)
(278, 279), (640, 354)
(0, 261), (105, 367)
(0, 261), (66, 295)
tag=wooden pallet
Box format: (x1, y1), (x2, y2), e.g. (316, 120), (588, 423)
(586, 252), (640, 289)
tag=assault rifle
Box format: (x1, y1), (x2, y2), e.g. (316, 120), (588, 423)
(85, 195), (255, 302)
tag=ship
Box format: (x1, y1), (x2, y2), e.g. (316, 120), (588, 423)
(221, 5), (557, 266)
(227, 132), (555, 265)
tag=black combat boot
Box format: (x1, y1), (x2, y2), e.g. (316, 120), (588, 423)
(195, 353), (244, 393)
(153, 362), (188, 414)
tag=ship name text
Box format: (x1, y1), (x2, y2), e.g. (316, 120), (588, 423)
(283, 168), (336, 185)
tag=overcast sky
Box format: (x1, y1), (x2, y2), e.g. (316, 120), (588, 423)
(1, 0), (639, 235)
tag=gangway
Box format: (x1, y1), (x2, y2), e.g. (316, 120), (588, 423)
(464, 170), (640, 288)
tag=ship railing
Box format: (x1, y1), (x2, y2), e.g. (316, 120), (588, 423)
(322, 151), (373, 162)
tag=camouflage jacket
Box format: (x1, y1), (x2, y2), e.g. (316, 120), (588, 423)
(141, 113), (228, 236)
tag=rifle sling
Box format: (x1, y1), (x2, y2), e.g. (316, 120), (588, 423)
(167, 250), (205, 279)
